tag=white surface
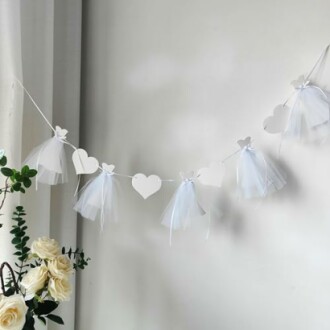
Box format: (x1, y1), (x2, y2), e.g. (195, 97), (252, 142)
(76, 0), (330, 329)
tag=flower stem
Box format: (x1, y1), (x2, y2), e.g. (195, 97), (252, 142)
(0, 261), (19, 295)
(0, 178), (10, 211)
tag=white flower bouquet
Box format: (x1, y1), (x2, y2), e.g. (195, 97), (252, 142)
(0, 152), (90, 329)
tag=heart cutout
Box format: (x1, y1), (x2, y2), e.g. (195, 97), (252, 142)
(237, 137), (251, 149)
(132, 173), (162, 199)
(55, 125), (68, 139)
(263, 104), (290, 134)
(102, 163), (115, 174)
(291, 75), (306, 88)
(72, 148), (99, 175)
(197, 162), (225, 188)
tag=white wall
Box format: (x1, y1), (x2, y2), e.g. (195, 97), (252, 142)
(77, 0), (330, 329)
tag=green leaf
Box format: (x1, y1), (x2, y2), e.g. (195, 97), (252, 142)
(25, 298), (37, 309)
(11, 237), (21, 245)
(46, 314), (64, 325)
(20, 187), (26, 193)
(16, 230), (26, 238)
(10, 227), (20, 234)
(14, 172), (23, 181)
(35, 300), (59, 315)
(16, 206), (24, 212)
(5, 287), (16, 296)
(1, 167), (14, 176)
(22, 247), (30, 254)
(23, 178), (32, 188)
(22, 310), (35, 330)
(27, 169), (37, 178)
(22, 236), (30, 243)
(12, 182), (21, 191)
(38, 315), (47, 325)
(0, 155), (7, 166)
(21, 165), (29, 175)
(15, 243), (24, 250)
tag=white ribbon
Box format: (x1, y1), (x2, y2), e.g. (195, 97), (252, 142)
(161, 176), (205, 246)
(305, 44), (330, 81)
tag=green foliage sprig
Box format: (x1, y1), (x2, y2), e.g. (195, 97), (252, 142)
(0, 153), (37, 228)
(61, 247), (91, 270)
(11, 206), (30, 280)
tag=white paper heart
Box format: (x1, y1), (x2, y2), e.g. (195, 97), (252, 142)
(237, 137), (251, 149)
(197, 162), (225, 188)
(263, 104), (290, 134)
(132, 173), (162, 199)
(55, 125), (68, 139)
(102, 163), (115, 174)
(72, 148), (99, 175)
(291, 75), (306, 88)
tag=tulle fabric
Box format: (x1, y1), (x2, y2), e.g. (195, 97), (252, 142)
(74, 171), (118, 230)
(24, 135), (67, 185)
(284, 85), (330, 141)
(237, 147), (286, 199)
(161, 179), (205, 244)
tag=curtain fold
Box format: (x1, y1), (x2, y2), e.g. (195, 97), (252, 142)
(0, 1), (82, 329)
(0, 0), (23, 270)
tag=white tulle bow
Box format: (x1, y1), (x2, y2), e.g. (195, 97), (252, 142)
(161, 176), (205, 245)
(284, 81), (330, 141)
(74, 167), (119, 231)
(24, 126), (68, 187)
(237, 145), (286, 199)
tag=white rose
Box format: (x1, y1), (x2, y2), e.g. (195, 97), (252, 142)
(48, 256), (73, 279)
(48, 277), (71, 302)
(21, 265), (48, 295)
(31, 237), (60, 260)
(0, 294), (27, 330)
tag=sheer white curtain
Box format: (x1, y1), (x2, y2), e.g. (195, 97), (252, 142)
(0, 0), (23, 261)
(0, 1), (82, 329)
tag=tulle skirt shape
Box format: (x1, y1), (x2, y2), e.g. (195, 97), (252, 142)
(237, 147), (286, 199)
(161, 180), (205, 231)
(24, 136), (67, 185)
(74, 171), (118, 230)
(284, 86), (330, 141)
